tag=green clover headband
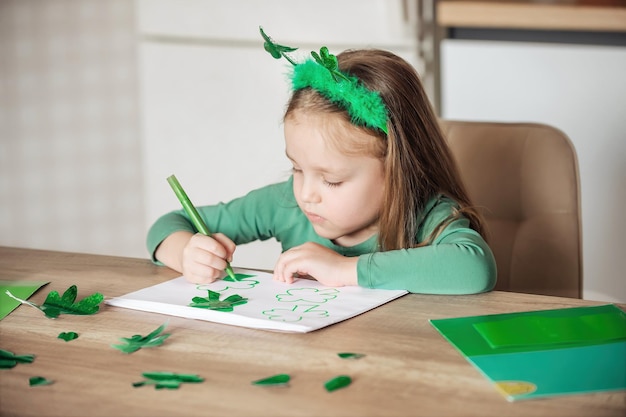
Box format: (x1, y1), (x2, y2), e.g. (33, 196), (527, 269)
(260, 27), (388, 135)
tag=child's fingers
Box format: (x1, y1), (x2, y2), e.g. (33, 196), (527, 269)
(211, 233), (236, 262)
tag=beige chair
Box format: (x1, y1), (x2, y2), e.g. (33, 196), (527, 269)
(440, 120), (582, 298)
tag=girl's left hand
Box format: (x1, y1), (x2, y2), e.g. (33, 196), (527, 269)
(273, 242), (358, 287)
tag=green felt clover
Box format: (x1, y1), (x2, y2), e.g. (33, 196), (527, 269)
(0, 349), (35, 369)
(5, 285), (104, 319)
(111, 322), (171, 354)
(190, 290), (248, 312)
(324, 375), (352, 392)
(252, 373), (291, 387)
(29, 376), (54, 387)
(58, 331), (79, 342)
(260, 26), (298, 65)
(133, 371), (204, 390)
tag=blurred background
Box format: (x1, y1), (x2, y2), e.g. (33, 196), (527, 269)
(1, 0), (625, 302)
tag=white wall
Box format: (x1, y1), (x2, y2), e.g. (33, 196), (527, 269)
(0, 0), (146, 258)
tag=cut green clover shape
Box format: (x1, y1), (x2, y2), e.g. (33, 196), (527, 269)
(133, 371), (204, 390)
(5, 285), (103, 319)
(189, 290), (248, 312)
(111, 322), (171, 354)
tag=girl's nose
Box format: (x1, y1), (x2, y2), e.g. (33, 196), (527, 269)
(299, 176), (321, 204)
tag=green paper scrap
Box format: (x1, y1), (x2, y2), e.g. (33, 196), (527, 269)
(29, 376), (54, 387)
(58, 331), (79, 342)
(429, 304), (626, 401)
(133, 371), (204, 390)
(252, 373), (291, 387)
(474, 309), (626, 349)
(0, 349), (35, 369)
(324, 375), (352, 392)
(111, 322), (171, 354)
(5, 284), (104, 319)
(0, 281), (48, 320)
(189, 290), (248, 312)
(337, 352), (365, 359)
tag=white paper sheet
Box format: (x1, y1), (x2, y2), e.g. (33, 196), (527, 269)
(106, 268), (407, 333)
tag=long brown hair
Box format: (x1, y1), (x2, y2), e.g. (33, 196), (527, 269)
(285, 49), (485, 250)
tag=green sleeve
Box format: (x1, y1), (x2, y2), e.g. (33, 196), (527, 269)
(146, 180), (294, 262)
(356, 203), (497, 295)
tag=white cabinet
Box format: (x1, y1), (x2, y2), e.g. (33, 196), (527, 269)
(441, 39), (626, 302)
(136, 0), (421, 269)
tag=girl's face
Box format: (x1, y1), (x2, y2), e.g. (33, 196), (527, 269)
(284, 111), (385, 247)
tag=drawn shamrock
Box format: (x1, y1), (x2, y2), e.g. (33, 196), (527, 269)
(0, 349), (35, 369)
(260, 26), (298, 65)
(111, 322), (171, 354)
(189, 290), (248, 312)
(311, 46), (350, 82)
(133, 371), (204, 390)
(5, 285), (104, 319)
(275, 287), (339, 304)
(262, 304), (329, 322)
(197, 273), (259, 293)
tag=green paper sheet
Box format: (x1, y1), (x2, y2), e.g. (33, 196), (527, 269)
(0, 281), (49, 321)
(430, 304), (626, 401)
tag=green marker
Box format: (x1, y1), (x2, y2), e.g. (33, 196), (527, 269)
(166, 174), (237, 281)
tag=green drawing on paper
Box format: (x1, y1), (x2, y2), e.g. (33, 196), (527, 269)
(252, 373), (291, 387)
(111, 322), (171, 354)
(5, 285), (104, 318)
(29, 376), (54, 387)
(338, 352), (365, 360)
(224, 273), (256, 283)
(58, 331), (79, 342)
(275, 288), (339, 304)
(262, 304), (329, 322)
(0, 349), (35, 369)
(324, 375), (352, 392)
(197, 273), (260, 293)
(190, 290), (248, 312)
(133, 371), (204, 390)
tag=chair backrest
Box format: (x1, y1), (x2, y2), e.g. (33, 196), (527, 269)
(440, 120), (582, 298)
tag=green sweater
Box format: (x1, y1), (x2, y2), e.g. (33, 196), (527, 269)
(147, 177), (496, 294)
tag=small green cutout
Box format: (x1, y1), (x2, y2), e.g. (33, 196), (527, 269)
(5, 285), (104, 318)
(252, 373), (291, 386)
(337, 352), (365, 359)
(324, 375), (352, 392)
(29, 376), (54, 386)
(133, 371), (204, 390)
(0, 349), (35, 369)
(190, 290), (248, 312)
(111, 322), (171, 354)
(58, 331), (79, 342)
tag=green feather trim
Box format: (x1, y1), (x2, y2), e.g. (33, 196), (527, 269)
(291, 60), (388, 134)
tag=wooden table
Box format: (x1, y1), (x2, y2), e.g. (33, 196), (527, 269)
(1, 247), (624, 417)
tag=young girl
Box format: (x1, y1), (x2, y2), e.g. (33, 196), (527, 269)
(147, 30), (497, 294)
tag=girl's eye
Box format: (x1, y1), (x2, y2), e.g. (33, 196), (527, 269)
(323, 180), (342, 188)
(291, 167), (302, 174)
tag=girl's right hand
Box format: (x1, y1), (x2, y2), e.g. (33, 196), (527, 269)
(181, 233), (236, 284)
